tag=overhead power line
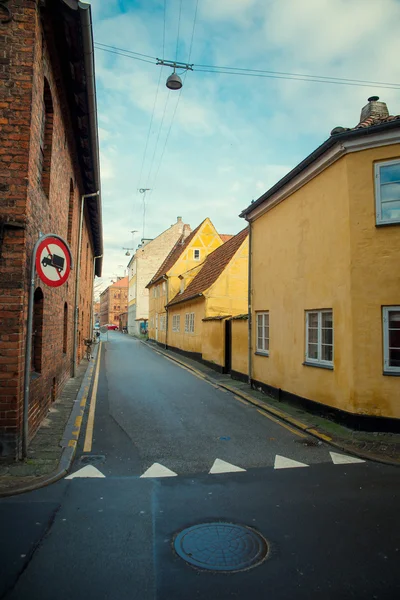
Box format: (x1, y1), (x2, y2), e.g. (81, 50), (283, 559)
(94, 42), (400, 90)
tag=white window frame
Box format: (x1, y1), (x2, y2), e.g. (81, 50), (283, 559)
(193, 249), (200, 261)
(383, 306), (400, 373)
(305, 310), (334, 367)
(172, 314), (180, 332)
(375, 159), (400, 226)
(185, 312), (195, 333)
(256, 311), (269, 355)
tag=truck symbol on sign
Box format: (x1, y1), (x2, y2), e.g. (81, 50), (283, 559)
(42, 253), (65, 273)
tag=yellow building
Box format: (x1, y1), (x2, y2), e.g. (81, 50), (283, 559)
(166, 228), (249, 372)
(240, 96), (400, 421)
(146, 218), (224, 345)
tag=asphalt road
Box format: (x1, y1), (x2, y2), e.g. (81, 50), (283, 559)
(1, 333), (399, 600)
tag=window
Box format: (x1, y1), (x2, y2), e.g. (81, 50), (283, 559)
(256, 311), (269, 354)
(32, 288), (44, 372)
(172, 314), (180, 332)
(63, 302), (68, 354)
(305, 310), (333, 366)
(383, 307), (400, 373)
(194, 249), (200, 260)
(40, 78), (54, 197)
(185, 312), (195, 333)
(159, 315), (166, 331)
(375, 160), (400, 225)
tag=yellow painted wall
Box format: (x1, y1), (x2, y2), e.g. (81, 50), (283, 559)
(252, 157), (354, 413)
(251, 143), (400, 418)
(167, 219), (223, 304)
(232, 319), (248, 376)
(148, 281), (167, 343)
(202, 320), (225, 367)
(148, 218), (222, 343)
(167, 298), (204, 354)
(205, 237), (248, 318)
(346, 144), (400, 417)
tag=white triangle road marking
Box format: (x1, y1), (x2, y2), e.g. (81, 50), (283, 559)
(140, 463), (178, 478)
(330, 451), (365, 465)
(274, 455), (309, 469)
(66, 465), (106, 479)
(209, 458), (246, 474)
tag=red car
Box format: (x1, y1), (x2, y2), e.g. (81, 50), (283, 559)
(107, 323), (119, 330)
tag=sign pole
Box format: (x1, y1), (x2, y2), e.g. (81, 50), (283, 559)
(22, 238), (41, 458)
(22, 233), (73, 459)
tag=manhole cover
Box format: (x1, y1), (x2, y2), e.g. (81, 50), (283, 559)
(79, 455), (105, 465)
(174, 522), (268, 572)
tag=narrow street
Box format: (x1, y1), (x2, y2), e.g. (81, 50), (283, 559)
(1, 333), (399, 600)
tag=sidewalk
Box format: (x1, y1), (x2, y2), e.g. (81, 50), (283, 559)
(0, 345), (99, 497)
(145, 341), (400, 466)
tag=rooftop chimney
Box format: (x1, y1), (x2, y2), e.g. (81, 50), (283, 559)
(360, 96), (389, 122)
(177, 216), (182, 223)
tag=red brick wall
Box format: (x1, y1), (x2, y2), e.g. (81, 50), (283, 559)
(0, 2), (96, 458)
(100, 284), (128, 326)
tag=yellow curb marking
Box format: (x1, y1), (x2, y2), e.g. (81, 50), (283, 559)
(68, 440), (77, 448)
(83, 343), (102, 453)
(257, 409), (307, 438)
(234, 396), (250, 406)
(74, 415), (82, 428)
(307, 428), (332, 442)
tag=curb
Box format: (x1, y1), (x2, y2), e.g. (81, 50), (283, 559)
(143, 341), (400, 468)
(0, 344), (101, 498)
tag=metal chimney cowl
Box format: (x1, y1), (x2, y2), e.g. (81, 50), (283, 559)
(360, 96), (389, 122)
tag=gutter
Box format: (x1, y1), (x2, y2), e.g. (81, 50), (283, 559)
(163, 275), (169, 349)
(247, 220), (252, 385)
(78, 2), (103, 276)
(167, 292), (203, 308)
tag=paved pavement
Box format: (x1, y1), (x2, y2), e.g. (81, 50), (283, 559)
(1, 332), (399, 599)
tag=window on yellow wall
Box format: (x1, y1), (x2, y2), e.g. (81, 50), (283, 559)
(383, 307), (400, 373)
(375, 160), (400, 225)
(172, 314), (180, 332)
(193, 249), (200, 260)
(185, 312), (195, 333)
(256, 312), (269, 355)
(305, 310), (333, 366)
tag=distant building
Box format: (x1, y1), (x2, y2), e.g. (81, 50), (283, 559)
(127, 217), (190, 336)
(93, 302), (101, 324)
(0, 0), (103, 458)
(166, 228), (249, 371)
(146, 218), (224, 345)
(100, 277), (128, 327)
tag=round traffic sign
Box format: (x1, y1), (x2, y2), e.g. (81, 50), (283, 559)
(35, 236), (72, 287)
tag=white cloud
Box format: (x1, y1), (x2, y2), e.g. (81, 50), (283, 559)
(90, 0), (400, 284)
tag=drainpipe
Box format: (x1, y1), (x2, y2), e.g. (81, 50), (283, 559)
(73, 191), (99, 377)
(90, 254), (102, 340)
(247, 221), (252, 386)
(163, 275), (169, 349)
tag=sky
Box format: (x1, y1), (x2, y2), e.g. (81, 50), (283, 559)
(89, 0), (400, 290)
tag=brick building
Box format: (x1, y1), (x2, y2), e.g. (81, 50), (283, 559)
(0, 1), (103, 459)
(100, 277), (129, 327)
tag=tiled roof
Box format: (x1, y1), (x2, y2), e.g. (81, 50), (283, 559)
(110, 276), (128, 288)
(219, 234), (234, 243)
(167, 227), (249, 307)
(146, 222), (203, 287)
(355, 114), (400, 129)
